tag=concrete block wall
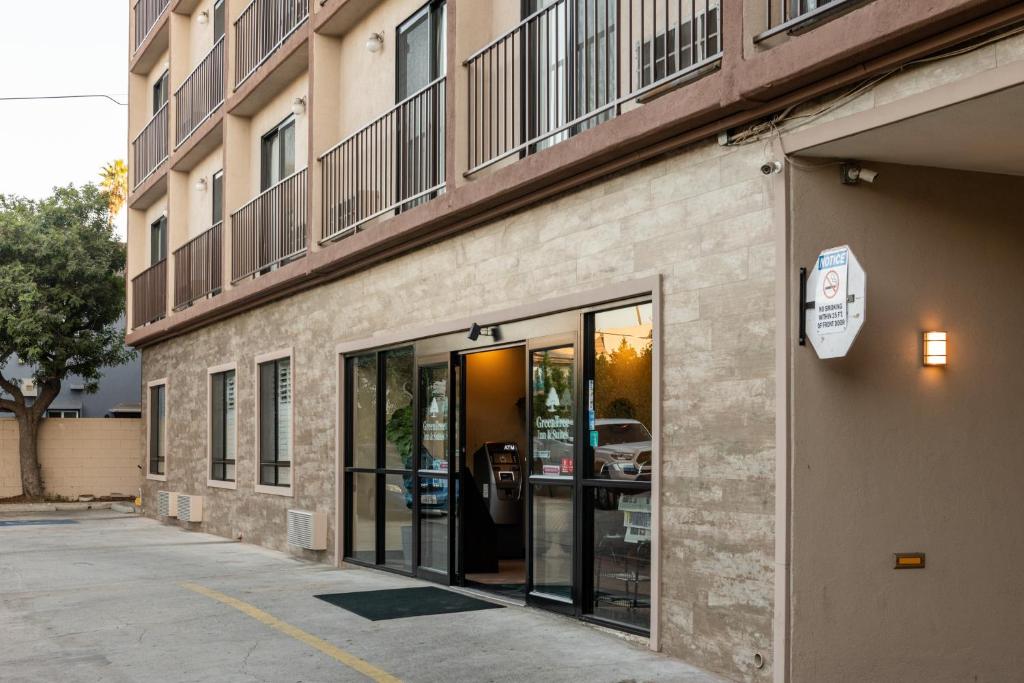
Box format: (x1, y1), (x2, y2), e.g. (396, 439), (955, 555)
(0, 419), (143, 500)
(141, 135), (778, 682)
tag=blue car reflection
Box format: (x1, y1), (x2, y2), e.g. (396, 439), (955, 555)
(401, 448), (450, 512)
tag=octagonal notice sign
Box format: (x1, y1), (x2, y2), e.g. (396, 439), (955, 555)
(805, 245), (866, 359)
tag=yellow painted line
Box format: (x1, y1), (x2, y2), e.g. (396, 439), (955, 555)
(181, 582), (401, 683)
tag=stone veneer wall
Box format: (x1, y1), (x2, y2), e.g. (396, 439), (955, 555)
(140, 137), (776, 682)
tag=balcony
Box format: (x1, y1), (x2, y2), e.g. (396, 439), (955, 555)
(175, 37), (226, 147)
(173, 222), (223, 310)
(131, 259), (168, 329)
(234, 0), (309, 88)
(464, 0), (721, 175)
(319, 78), (446, 242)
(230, 169), (307, 283)
(132, 103), (169, 189)
(133, 0), (170, 52)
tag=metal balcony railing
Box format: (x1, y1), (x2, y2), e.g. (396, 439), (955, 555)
(173, 222), (223, 310)
(761, 0), (853, 39)
(133, 0), (170, 52)
(131, 259), (168, 329)
(230, 169), (307, 282)
(175, 38), (226, 147)
(465, 0), (721, 175)
(319, 77), (446, 242)
(234, 0), (309, 88)
(132, 103), (169, 189)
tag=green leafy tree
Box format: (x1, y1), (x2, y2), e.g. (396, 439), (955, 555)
(0, 185), (132, 498)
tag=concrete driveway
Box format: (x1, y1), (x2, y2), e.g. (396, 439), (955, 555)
(0, 510), (725, 683)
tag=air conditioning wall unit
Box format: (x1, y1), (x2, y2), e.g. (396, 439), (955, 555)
(177, 494), (204, 523)
(287, 509), (327, 551)
(20, 378), (37, 397)
(157, 491), (179, 518)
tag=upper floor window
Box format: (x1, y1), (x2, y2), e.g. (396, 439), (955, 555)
(212, 170), (224, 224)
(261, 117), (295, 190)
(153, 70), (169, 114)
(258, 355), (292, 488)
(213, 0), (226, 42)
(150, 216), (167, 264)
(396, 1), (446, 101)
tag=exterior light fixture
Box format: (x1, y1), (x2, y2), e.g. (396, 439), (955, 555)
(197, 10), (209, 24)
(841, 162), (879, 185)
(366, 32), (384, 53)
(923, 331), (947, 366)
(195, 177), (208, 192)
(161, 208), (168, 218)
(291, 96), (307, 116)
(467, 323), (501, 342)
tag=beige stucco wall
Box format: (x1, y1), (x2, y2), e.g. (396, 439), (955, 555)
(0, 419), (143, 500)
(788, 162), (1024, 683)
(140, 135), (777, 682)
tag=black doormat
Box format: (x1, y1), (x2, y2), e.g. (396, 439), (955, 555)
(315, 586), (504, 621)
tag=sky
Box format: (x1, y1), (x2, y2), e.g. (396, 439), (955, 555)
(0, 1), (128, 236)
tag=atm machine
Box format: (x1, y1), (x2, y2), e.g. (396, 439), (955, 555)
(473, 442), (523, 525)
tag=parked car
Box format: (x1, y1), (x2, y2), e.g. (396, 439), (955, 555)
(593, 418), (652, 482)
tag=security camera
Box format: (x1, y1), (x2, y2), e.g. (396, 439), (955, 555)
(760, 161), (782, 176)
(840, 162), (879, 185)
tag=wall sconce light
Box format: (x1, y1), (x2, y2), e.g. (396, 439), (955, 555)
(923, 331), (948, 367)
(291, 96), (307, 116)
(161, 208), (168, 218)
(467, 323), (501, 342)
(195, 177), (208, 192)
(366, 32), (384, 53)
(197, 10), (209, 25)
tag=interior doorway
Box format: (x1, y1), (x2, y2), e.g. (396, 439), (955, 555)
(460, 346), (529, 599)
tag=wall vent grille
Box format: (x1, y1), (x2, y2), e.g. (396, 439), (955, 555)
(287, 509), (326, 550)
(177, 494), (203, 523)
(157, 491), (178, 518)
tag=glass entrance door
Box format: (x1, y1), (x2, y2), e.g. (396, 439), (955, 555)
(415, 357), (455, 582)
(527, 342), (577, 609)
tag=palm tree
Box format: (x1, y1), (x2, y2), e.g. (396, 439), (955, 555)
(98, 160), (128, 225)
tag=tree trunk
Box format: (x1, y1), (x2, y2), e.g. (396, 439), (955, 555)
(17, 412), (43, 499)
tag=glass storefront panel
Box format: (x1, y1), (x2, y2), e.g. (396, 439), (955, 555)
(384, 472), (414, 572)
(351, 472), (376, 564)
(590, 303), (653, 481)
(531, 347), (575, 478)
(419, 363), (450, 574)
(591, 487), (651, 629)
(384, 348), (415, 470)
(351, 354), (378, 470)
(532, 484), (573, 600)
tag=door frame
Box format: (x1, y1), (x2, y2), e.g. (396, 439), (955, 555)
(524, 332), (579, 617)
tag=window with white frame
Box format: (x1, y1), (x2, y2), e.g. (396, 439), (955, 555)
(210, 369), (236, 482)
(45, 409), (80, 418)
(258, 357), (291, 487)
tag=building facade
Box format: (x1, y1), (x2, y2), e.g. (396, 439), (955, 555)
(126, 1), (1024, 681)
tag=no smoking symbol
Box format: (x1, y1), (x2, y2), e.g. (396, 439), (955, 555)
(823, 270), (841, 299)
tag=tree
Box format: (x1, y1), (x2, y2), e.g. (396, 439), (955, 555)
(98, 160), (128, 226)
(0, 184), (131, 498)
